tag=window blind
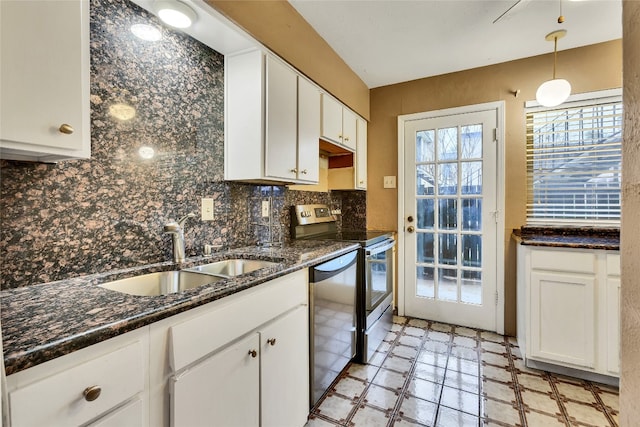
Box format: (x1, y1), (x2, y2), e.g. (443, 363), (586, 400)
(526, 95), (623, 226)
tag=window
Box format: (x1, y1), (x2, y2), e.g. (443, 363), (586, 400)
(525, 89), (622, 226)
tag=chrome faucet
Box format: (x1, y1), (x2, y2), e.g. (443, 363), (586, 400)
(164, 213), (195, 263)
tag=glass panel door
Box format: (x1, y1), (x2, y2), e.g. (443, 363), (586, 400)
(404, 109), (498, 331)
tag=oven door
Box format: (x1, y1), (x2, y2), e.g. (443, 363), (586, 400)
(361, 238), (395, 363)
(365, 238), (395, 313)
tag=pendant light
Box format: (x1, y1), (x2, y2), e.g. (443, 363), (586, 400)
(536, 29), (571, 107)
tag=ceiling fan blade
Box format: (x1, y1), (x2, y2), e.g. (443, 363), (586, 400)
(493, 0), (531, 24)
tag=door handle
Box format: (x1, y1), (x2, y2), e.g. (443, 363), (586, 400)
(407, 226), (415, 233)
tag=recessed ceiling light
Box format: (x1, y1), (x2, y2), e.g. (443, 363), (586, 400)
(155, 1), (197, 29)
(130, 23), (162, 41)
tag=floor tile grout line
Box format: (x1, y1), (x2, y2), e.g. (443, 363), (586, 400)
(546, 373), (573, 426)
(504, 336), (529, 427)
(585, 381), (619, 427)
(385, 318), (435, 427)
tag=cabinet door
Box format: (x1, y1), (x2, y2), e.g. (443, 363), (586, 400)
(321, 94), (344, 145)
(89, 398), (144, 427)
(171, 333), (260, 427)
(606, 277), (621, 375)
(530, 271), (596, 368)
(297, 77), (320, 183)
(261, 306), (309, 427)
(265, 56), (298, 181)
(0, 0), (89, 161)
(341, 108), (357, 151)
(356, 118), (367, 189)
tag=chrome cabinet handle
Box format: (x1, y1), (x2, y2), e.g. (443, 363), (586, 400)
(267, 338), (277, 346)
(248, 349), (257, 358)
(83, 385), (102, 402)
(58, 123), (74, 135)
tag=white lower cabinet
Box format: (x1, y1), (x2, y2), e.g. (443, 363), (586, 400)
(517, 245), (620, 379)
(172, 332), (260, 427)
(149, 269), (310, 427)
(6, 328), (149, 427)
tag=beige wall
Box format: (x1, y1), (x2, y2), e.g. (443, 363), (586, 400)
(621, 1), (640, 423)
(369, 40), (622, 335)
(208, 0), (370, 120)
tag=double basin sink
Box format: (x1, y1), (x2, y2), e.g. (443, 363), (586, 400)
(98, 259), (278, 297)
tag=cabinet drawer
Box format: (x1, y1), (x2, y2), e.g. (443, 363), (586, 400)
(170, 269), (308, 372)
(9, 340), (144, 427)
(531, 248), (596, 274)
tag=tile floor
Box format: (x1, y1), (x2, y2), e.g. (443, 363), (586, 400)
(306, 316), (619, 427)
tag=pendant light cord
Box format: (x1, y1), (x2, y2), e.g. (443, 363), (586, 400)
(553, 36), (558, 79)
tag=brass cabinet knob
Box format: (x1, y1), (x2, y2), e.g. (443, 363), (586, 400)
(83, 385), (102, 402)
(58, 124), (74, 135)
(248, 349), (257, 358)
(300, 169), (307, 175)
(338, 134), (343, 139)
(267, 338), (276, 346)
(290, 168), (298, 174)
(407, 226), (415, 233)
(359, 180), (364, 185)
(344, 136), (350, 142)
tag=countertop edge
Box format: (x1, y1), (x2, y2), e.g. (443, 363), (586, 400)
(2, 242), (360, 375)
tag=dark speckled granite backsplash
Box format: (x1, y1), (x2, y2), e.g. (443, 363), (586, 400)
(0, 0), (365, 289)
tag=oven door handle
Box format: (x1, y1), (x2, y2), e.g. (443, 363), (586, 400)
(366, 239), (396, 256)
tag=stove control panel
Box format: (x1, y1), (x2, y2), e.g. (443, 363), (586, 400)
(292, 204), (336, 226)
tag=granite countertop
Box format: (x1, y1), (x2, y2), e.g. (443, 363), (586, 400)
(0, 240), (359, 375)
(513, 226), (620, 250)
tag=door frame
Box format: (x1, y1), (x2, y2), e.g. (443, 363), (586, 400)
(397, 101), (506, 335)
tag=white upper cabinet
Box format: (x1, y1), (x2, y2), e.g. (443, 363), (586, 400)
(356, 118), (368, 190)
(0, 0), (90, 162)
(226, 49), (320, 185)
(296, 76), (321, 183)
(321, 94), (357, 151)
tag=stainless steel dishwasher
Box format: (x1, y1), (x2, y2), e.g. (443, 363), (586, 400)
(309, 250), (358, 408)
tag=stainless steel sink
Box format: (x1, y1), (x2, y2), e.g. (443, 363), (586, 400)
(185, 259), (277, 277)
(98, 271), (223, 296)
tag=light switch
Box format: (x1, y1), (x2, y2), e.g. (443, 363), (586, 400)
(383, 176), (397, 189)
(201, 198), (214, 221)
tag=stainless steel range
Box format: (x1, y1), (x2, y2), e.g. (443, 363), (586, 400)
(292, 204), (395, 366)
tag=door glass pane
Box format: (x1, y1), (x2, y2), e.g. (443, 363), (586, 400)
(462, 234), (481, 268)
(462, 199), (482, 231)
(461, 270), (481, 304)
(417, 130), (435, 162)
(417, 266), (434, 298)
(438, 268), (457, 301)
(438, 127), (458, 161)
(438, 199), (457, 229)
(437, 163), (458, 195)
(439, 234), (457, 266)
(417, 164), (435, 196)
(461, 161), (482, 195)
(417, 199), (435, 229)
(417, 233), (434, 263)
(461, 124), (482, 159)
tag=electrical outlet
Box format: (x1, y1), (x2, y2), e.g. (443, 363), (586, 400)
(201, 198), (214, 221)
(383, 176), (397, 189)
(261, 200), (270, 218)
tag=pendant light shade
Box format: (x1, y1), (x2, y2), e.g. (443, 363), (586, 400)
(536, 29), (571, 107)
(536, 78), (572, 107)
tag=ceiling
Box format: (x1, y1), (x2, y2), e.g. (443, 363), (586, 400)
(288, 0), (622, 89)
